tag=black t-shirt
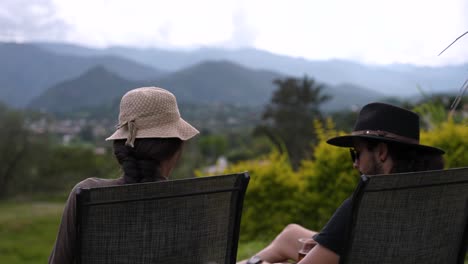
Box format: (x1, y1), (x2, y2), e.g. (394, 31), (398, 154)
(313, 197), (353, 256)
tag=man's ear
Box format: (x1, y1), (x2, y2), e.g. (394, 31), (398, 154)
(377, 142), (389, 162)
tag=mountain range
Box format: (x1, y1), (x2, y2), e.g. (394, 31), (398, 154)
(28, 66), (137, 113)
(0, 43), (163, 107)
(27, 61), (383, 114)
(36, 42), (468, 96)
(1, 41), (465, 114)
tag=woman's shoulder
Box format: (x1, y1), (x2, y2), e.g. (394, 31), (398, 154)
(72, 177), (124, 192)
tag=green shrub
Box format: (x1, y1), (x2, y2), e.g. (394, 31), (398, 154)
(222, 151), (304, 241)
(10, 144), (119, 197)
(298, 119), (358, 230)
(421, 120), (468, 168)
(221, 119), (358, 240)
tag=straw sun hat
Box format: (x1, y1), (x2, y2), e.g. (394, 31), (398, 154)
(106, 87), (199, 147)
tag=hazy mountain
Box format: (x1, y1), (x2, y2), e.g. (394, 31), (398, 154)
(28, 66), (139, 113)
(155, 60), (383, 110)
(36, 42), (467, 97)
(0, 42), (164, 107)
(36, 42), (205, 70)
(29, 60), (383, 115)
(324, 83), (384, 111)
(154, 60), (283, 106)
(28, 60), (282, 113)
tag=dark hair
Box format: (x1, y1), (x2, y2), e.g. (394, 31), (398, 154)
(364, 139), (444, 173)
(113, 138), (183, 184)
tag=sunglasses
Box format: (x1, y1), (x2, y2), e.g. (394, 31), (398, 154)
(349, 149), (361, 163)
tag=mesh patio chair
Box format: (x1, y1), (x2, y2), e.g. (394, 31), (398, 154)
(75, 172), (250, 264)
(341, 167), (468, 264)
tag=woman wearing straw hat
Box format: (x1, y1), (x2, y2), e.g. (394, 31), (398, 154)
(49, 87), (199, 264)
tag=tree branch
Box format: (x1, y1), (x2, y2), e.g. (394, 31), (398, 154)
(438, 31), (468, 56)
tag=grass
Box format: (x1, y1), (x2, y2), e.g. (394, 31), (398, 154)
(0, 201), (64, 264)
(237, 240), (270, 261)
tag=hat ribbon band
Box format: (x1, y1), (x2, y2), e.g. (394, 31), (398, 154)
(352, 130), (419, 145)
(116, 120), (137, 148)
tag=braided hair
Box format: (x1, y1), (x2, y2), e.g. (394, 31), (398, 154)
(113, 138), (183, 184)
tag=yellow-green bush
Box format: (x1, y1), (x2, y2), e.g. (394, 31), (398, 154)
(298, 119), (358, 230)
(220, 119), (358, 240)
(421, 120), (468, 168)
(222, 151), (304, 241)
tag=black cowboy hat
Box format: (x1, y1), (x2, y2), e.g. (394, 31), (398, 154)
(327, 102), (445, 154)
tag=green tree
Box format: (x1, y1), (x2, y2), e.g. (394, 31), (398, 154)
(0, 103), (30, 198)
(255, 76), (331, 169)
(412, 93), (468, 128)
(198, 134), (228, 163)
(26, 144), (118, 193)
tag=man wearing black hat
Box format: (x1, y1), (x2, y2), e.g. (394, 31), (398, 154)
(240, 102), (444, 264)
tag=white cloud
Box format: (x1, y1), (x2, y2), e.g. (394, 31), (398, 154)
(52, 0), (238, 48)
(1, 0), (466, 66)
(247, 0), (468, 65)
(0, 0), (69, 42)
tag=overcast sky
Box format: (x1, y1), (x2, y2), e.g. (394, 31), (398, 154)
(1, 0), (467, 66)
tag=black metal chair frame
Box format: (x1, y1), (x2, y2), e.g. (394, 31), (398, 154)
(341, 167), (468, 264)
(75, 172), (250, 264)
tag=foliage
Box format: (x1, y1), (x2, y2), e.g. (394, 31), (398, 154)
(223, 135), (272, 163)
(328, 109), (358, 132)
(222, 119), (358, 241)
(198, 134), (228, 163)
(412, 93), (467, 128)
(0, 104), (124, 199)
(413, 100), (448, 129)
(298, 119), (358, 230)
(0, 104), (271, 198)
(255, 76), (331, 169)
(3, 135), (119, 198)
(222, 151), (305, 241)
(0, 104), (30, 198)
(237, 240), (270, 261)
(26, 144), (118, 193)
(421, 120), (468, 168)
(415, 96), (468, 168)
(172, 138), (208, 179)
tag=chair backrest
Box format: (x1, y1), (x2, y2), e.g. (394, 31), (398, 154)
(341, 167), (468, 264)
(76, 173), (250, 264)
